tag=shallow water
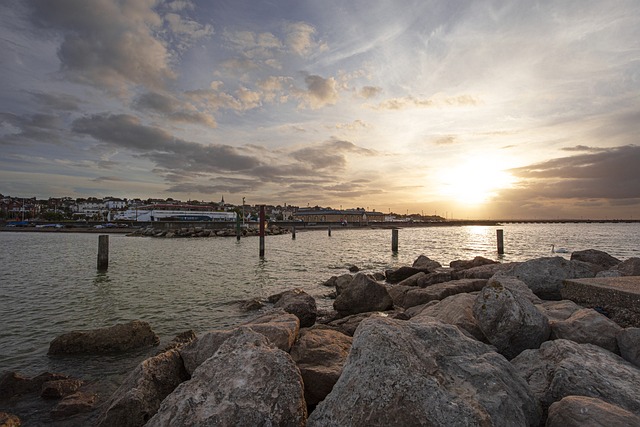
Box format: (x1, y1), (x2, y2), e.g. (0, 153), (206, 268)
(1, 223), (639, 424)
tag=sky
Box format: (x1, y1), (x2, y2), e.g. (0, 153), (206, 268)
(1, 0), (639, 219)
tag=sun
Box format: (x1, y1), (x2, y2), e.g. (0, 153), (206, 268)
(437, 158), (516, 205)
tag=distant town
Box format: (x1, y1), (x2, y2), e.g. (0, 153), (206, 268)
(0, 194), (445, 225)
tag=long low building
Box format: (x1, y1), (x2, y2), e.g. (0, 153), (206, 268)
(293, 208), (385, 224)
(111, 205), (237, 222)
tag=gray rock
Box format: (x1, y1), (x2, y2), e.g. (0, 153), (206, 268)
(411, 255), (442, 271)
(334, 274), (354, 296)
(333, 273), (393, 316)
(308, 317), (540, 427)
(416, 270), (454, 286)
(180, 309), (299, 375)
(617, 327), (640, 367)
(384, 266), (425, 283)
(271, 288), (318, 327)
(536, 300), (582, 322)
(147, 328), (306, 427)
(410, 293), (487, 342)
(490, 275), (542, 305)
(473, 280), (550, 359)
(616, 257), (640, 276)
(397, 278), (487, 309)
(450, 256), (498, 271)
(511, 339), (640, 418)
(290, 326), (352, 406)
(96, 349), (189, 427)
(48, 320), (159, 355)
(551, 308), (622, 353)
(452, 262), (514, 280)
(396, 271), (425, 287)
(570, 249), (621, 271)
(326, 311), (399, 337)
(492, 256), (595, 300)
(547, 396), (640, 427)
(597, 269), (623, 278)
(50, 392), (98, 420)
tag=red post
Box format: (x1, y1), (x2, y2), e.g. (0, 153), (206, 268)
(259, 205), (265, 257)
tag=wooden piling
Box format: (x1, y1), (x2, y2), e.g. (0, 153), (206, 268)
(292, 226), (296, 239)
(236, 212), (241, 241)
(392, 228), (399, 253)
(497, 229), (504, 255)
(259, 205), (265, 257)
(328, 226), (331, 236)
(97, 235), (109, 270)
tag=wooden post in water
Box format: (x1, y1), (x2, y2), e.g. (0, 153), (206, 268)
(236, 212), (241, 241)
(392, 228), (399, 253)
(259, 205), (265, 257)
(292, 226), (296, 239)
(497, 229), (504, 255)
(97, 235), (109, 270)
(328, 226), (331, 236)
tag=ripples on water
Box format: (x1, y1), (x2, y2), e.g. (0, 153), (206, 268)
(1, 223), (639, 422)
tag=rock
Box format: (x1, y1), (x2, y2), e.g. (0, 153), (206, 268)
(334, 274), (353, 296)
(0, 412), (21, 427)
(239, 298), (264, 311)
(616, 257), (640, 276)
(348, 265), (359, 273)
(550, 308), (622, 353)
(410, 293), (487, 342)
(411, 255), (441, 271)
(473, 279), (550, 359)
(326, 311), (398, 336)
(271, 288), (317, 327)
(490, 275), (543, 305)
(41, 379), (83, 399)
(48, 320), (159, 355)
(147, 328), (306, 427)
(536, 300), (582, 322)
(547, 396), (640, 427)
(320, 276), (337, 287)
(392, 279), (487, 309)
(492, 256), (595, 300)
(617, 327), (640, 367)
(96, 349), (189, 427)
(416, 270), (453, 286)
(333, 273), (393, 316)
(511, 339), (640, 418)
(384, 266), (425, 283)
(308, 317), (541, 427)
(450, 256), (498, 271)
(0, 372), (69, 400)
(396, 272), (425, 287)
(290, 326), (353, 406)
(160, 330), (197, 353)
(570, 249), (621, 270)
(179, 310), (299, 375)
(51, 391), (98, 420)
(453, 262), (513, 280)
(597, 269), (623, 277)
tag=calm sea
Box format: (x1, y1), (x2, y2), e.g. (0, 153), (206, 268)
(1, 223), (638, 423)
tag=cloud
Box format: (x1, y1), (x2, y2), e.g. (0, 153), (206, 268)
(290, 138), (377, 170)
(358, 86), (382, 99)
(28, 92), (80, 111)
(0, 112), (64, 145)
(284, 21), (327, 56)
(373, 94), (480, 110)
(296, 74), (339, 109)
(132, 92), (217, 127)
(432, 135), (458, 145)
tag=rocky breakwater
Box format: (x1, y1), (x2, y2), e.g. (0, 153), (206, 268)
(3, 249), (640, 426)
(127, 224), (289, 238)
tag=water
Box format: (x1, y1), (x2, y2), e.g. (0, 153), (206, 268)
(1, 223), (639, 424)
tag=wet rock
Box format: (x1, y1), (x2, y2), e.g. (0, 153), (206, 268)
(616, 257), (640, 276)
(492, 256), (595, 300)
(617, 327), (640, 367)
(0, 372), (69, 400)
(147, 328), (306, 427)
(51, 391), (98, 420)
(239, 298), (264, 311)
(270, 288), (317, 327)
(546, 396), (640, 427)
(570, 249), (621, 271)
(333, 273), (393, 316)
(551, 308), (622, 353)
(41, 379), (83, 399)
(348, 265), (359, 273)
(473, 279), (550, 359)
(334, 274), (354, 296)
(450, 256), (498, 271)
(410, 293), (487, 342)
(160, 330), (197, 353)
(96, 349), (189, 427)
(411, 255), (441, 271)
(48, 320), (159, 355)
(290, 326), (352, 406)
(384, 266), (424, 283)
(179, 309), (299, 375)
(511, 339), (640, 419)
(308, 317), (540, 427)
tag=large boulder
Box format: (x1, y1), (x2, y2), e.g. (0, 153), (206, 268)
(570, 249), (621, 271)
(147, 328), (306, 426)
(308, 317), (540, 426)
(492, 256), (595, 300)
(270, 288), (318, 327)
(546, 396), (640, 427)
(410, 293), (487, 342)
(617, 327), (640, 367)
(0, 372), (68, 400)
(536, 300), (583, 322)
(473, 279), (550, 359)
(289, 326), (353, 406)
(392, 279), (487, 309)
(616, 257), (640, 276)
(325, 311), (399, 337)
(450, 256), (498, 271)
(179, 309), (299, 375)
(96, 349), (189, 427)
(411, 255), (441, 271)
(416, 270), (454, 287)
(453, 262), (514, 280)
(396, 272), (425, 287)
(48, 320), (159, 355)
(333, 273), (393, 316)
(384, 266), (425, 283)
(511, 339), (640, 418)
(550, 308), (623, 353)
(51, 391), (98, 420)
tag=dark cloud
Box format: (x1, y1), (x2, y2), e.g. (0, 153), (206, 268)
(132, 92), (217, 127)
(28, 92), (80, 111)
(298, 74), (338, 108)
(0, 112), (64, 145)
(291, 138), (377, 170)
(561, 145), (606, 152)
(358, 86), (382, 99)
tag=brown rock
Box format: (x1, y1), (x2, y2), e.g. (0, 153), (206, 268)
(0, 412), (21, 426)
(551, 308), (623, 353)
(41, 379), (83, 399)
(50, 392), (98, 420)
(547, 396), (640, 427)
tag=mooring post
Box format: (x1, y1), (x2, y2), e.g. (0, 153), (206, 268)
(497, 229), (504, 255)
(292, 226), (296, 239)
(328, 225), (331, 236)
(392, 228), (399, 253)
(259, 205), (265, 257)
(97, 235), (109, 270)
(236, 212), (241, 241)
